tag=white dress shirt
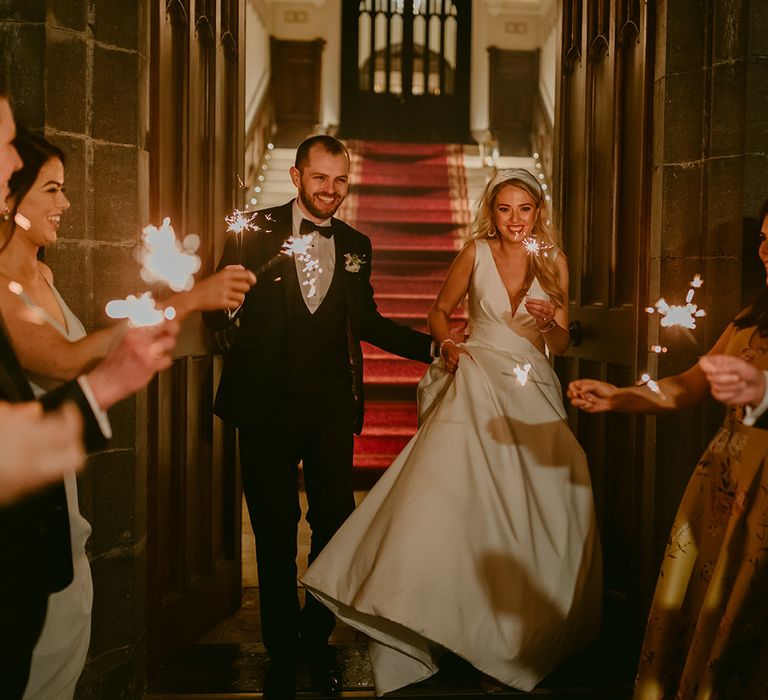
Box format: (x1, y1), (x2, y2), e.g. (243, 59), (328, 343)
(292, 200), (335, 314)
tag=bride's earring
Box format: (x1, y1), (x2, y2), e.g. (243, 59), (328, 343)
(1, 208), (9, 222)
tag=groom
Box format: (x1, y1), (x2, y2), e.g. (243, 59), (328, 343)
(204, 135), (434, 699)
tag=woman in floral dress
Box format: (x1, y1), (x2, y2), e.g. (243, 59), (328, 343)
(567, 199), (768, 700)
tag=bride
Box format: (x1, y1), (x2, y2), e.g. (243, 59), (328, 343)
(300, 168), (602, 695)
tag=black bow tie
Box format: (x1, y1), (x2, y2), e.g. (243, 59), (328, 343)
(300, 218), (333, 238)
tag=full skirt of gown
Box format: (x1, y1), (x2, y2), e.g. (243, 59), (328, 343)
(301, 241), (602, 695)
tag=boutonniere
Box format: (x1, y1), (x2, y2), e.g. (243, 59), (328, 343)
(344, 252), (366, 273)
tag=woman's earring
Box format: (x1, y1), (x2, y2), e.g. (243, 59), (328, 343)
(1, 208), (9, 222)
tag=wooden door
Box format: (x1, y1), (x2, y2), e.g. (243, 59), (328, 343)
(271, 38), (325, 147)
(488, 48), (539, 156)
(554, 0), (655, 624)
(341, 0), (472, 142)
(147, 0), (244, 671)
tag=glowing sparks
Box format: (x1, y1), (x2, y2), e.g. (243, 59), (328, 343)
(105, 292), (176, 327)
(645, 275), (706, 330)
(282, 234), (321, 298)
(522, 237), (555, 257)
(512, 363), (532, 386)
(225, 209), (261, 236)
(138, 217), (201, 292)
(651, 345), (668, 354)
(281, 233), (314, 258)
(8, 281), (68, 336)
(251, 233), (321, 288)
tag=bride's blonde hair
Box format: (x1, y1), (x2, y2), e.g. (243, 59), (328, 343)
(467, 169), (565, 309)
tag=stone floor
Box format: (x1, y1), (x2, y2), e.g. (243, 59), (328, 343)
(147, 587), (637, 699)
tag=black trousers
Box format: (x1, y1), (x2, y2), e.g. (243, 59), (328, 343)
(239, 389), (356, 661)
(0, 592), (48, 698)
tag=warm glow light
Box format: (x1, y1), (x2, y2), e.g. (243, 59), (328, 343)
(138, 217), (201, 292)
(105, 292), (174, 327)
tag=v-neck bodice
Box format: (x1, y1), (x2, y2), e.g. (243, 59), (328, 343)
(26, 276), (87, 396)
(466, 238), (552, 355)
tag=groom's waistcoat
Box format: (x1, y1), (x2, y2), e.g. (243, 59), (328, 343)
(284, 255), (351, 394)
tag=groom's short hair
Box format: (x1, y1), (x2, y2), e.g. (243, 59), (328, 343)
(294, 135), (349, 172)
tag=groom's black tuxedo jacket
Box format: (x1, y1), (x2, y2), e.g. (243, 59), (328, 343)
(0, 319), (106, 629)
(204, 201), (433, 434)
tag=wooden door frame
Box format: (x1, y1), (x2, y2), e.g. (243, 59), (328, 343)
(145, 0), (245, 674)
(552, 0), (657, 618)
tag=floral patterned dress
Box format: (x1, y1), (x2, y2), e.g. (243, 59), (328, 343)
(634, 324), (768, 700)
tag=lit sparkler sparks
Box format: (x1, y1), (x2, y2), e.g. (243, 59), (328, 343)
(522, 237), (555, 257)
(105, 292), (176, 327)
(138, 217), (201, 292)
(225, 209), (261, 236)
(512, 363), (532, 386)
(645, 274), (706, 329)
(251, 233), (319, 277)
(8, 281), (68, 337)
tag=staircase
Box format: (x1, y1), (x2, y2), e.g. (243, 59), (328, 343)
(253, 141), (535, 487)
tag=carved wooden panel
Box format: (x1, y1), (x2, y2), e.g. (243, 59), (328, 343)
(555, 0), (654, 625)
(147, 0), (244, 672)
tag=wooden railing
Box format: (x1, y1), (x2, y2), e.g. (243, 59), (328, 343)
(244, 81), (273, 187)
(533, 89), (554, 187)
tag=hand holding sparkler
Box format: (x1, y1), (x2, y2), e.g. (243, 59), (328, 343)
(163, 264), (256, 321)
(251, 233), (318, 278)
(699, 355), (767, 407)
(524, 297), (558, 330)
(567, 379), (619, 413)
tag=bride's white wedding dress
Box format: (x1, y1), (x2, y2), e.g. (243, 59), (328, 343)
(300, 239), (602, 695)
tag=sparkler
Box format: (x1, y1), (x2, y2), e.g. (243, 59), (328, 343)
(105, 292), (176, 327)
(522, 237), (555, 258)
(8, 281), (68, 337)
(225, 209), (261, 236)
(646, 274), (706, 329)
(252, 234), (318, 278)
(137, 217), (201, 292)
(512, 363), (532, 386)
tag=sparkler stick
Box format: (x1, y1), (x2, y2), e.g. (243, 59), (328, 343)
(8, 281), (68, 337)
(252, 234), (317, 277)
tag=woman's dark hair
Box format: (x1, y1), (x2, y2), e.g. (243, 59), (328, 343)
(1, 128), (66, 248)
(8, 127), (66, 206)
(734, 197), (768, 333)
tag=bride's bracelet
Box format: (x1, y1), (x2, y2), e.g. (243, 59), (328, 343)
(440, 338), (456, 353)
(539, 319), (558, 333)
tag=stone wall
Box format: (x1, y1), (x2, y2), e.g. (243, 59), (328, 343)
(0, 0), (150, 697)
(649, 0), (768, 564)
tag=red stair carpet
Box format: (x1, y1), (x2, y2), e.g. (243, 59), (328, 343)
(341, 140), (471, 488)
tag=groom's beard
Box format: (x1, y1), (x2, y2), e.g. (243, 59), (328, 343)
(298, 186), (344, 221)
